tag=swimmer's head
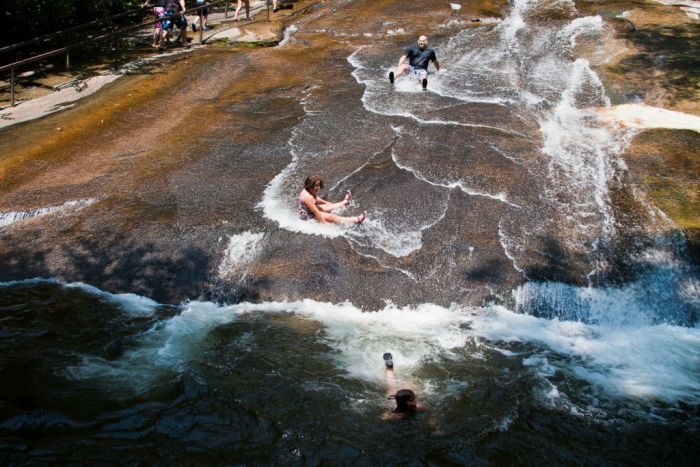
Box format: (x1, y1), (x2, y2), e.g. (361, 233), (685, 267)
(391, 389), (417, 413)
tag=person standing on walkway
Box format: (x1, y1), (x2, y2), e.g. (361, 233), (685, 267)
(389, 35), (440, 90)
(194, 0), (210, 31)
(233, 0), (251, 21)
(162, 0), (188, 48)
(145, 0), (167, 49)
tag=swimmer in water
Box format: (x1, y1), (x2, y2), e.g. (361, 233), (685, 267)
(382, 352), (428, 420)
(298, 175), (365, 225)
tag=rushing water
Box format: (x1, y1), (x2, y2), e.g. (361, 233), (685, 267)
(1, 0), (699, 463)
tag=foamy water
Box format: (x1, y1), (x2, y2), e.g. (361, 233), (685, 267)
(0, 277), (159, 316)
(218, 231), (266, 278)
(598, 104), (700, 132)
(0, 198), (98, 228)
(59, 282), (699, 408)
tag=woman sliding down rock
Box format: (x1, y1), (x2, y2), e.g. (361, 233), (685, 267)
(298, 175), (365, 225)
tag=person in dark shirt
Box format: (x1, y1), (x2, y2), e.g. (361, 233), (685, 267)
(389, 35), (440, 90)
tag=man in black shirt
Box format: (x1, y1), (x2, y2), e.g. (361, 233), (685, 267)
(389, 35), (440, 90)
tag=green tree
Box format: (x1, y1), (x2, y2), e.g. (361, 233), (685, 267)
(1, 0), (143, 48)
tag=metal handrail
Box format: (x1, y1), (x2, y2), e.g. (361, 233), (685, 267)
(1, 0), (306, 107)
(0, 3), (228, 74)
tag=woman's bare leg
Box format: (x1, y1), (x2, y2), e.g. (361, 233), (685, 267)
(318, 200), (348, 212)
(318, 192), (351, 213)
(321, 212), (365, 224)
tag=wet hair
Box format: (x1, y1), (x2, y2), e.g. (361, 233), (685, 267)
(304, 175), (324, 191)
(392, 389), (416, 413)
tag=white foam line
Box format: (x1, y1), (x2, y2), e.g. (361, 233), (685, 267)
(328, 136), (397, 192)
(361, 92), (527, 137)
(421, 197), (451, 231)
(0, 198), (98, 228)
(345, 241), (417, 280)
(488, 143), (523, 164)
(0, 277), (159, 315)
(597, 104), (700, 132)
(653, 0), (700, 19)
(0, 277), (61, 288)
(64, 282), (160, 316)
(498, 221), (527, 278)
(391, 150), (521, 208)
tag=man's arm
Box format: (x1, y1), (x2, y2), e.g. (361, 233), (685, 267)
(433, 58), (440, 72)
(398, 54), (407, 67)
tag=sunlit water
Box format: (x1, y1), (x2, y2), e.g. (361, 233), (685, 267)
(1, 0), (699, 463)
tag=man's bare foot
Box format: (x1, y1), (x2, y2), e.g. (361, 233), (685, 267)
(355, 212), (366, 225)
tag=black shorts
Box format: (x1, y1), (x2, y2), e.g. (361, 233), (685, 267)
(197, 1), (208, 17)
(174, 15), (187, 29)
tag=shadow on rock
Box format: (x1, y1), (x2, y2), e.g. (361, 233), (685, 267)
(0, 231), (211, 305)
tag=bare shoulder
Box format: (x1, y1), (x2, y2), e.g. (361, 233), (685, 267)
(382, 412), (404, 421)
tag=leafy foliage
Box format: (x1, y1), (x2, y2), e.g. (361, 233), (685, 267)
(1, 0), (144, 48)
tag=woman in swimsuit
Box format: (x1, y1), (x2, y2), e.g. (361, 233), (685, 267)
(298, 175), (365, 225)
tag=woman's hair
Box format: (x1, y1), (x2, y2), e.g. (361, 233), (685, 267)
(392, 389), (416, 413)
(304, 175), (323, 191)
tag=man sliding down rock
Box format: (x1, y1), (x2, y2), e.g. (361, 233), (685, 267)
(389, 35), (440, 90)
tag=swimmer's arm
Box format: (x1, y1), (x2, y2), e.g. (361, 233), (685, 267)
(300, 192), (329, 223)
(385, 367), (396, 396)
(433, 59), (440, 72)
(382, 411), (403, 420)
(307, 201), (329, 223)
(398, 54), (407, 67)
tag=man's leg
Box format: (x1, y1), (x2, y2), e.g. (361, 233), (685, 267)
(420, 69), (428, 90)
(181, 19), (188, 47)
(392, 63), (409, 81)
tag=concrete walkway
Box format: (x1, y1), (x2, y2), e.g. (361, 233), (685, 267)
(0, 0), (302, 129)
